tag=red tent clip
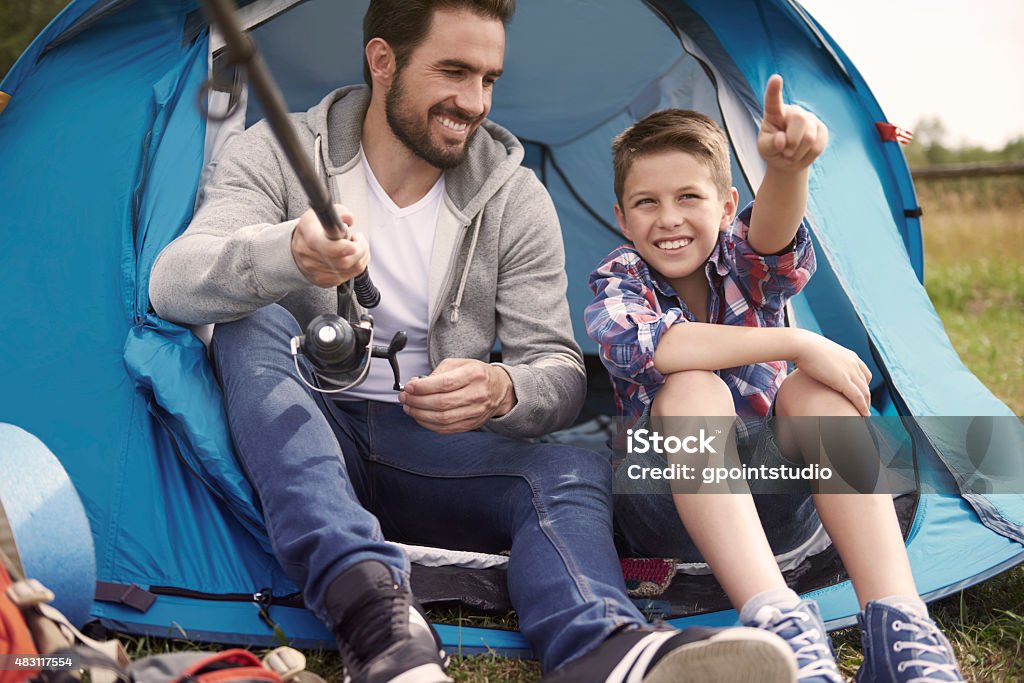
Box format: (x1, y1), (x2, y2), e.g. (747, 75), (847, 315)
(876, 122), (913, 145)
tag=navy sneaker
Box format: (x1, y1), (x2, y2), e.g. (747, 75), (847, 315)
(325, 561), (451, 683)
(746, 599), (843, 683)
(541, 625), (796, 683)
(856, 601), (964, 682)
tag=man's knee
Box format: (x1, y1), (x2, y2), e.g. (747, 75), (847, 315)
(212, 304), (300, 366)
(532, 444), (613, 492)
(653, 370), (734, 416)
(214, 304), (299, 344)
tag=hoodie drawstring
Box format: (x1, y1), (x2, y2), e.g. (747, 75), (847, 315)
(314, 135), (322, 179)
(315, 134), (338, 203)
(449, 212), (482, 324)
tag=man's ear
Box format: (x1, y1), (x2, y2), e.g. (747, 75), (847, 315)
(614, 203), (633, 241)
(365, 38), (396, 88)
(720, 186), (739, 229)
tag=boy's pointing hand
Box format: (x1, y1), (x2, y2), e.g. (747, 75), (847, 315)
(757, 74), (828, 171)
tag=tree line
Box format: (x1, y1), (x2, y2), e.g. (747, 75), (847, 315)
(0, 0), (66, 78)
(904, 116), (1024, 167)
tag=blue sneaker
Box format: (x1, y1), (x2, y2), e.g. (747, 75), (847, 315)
(747, 599), (844, 683)
(856, 601), (964, 682)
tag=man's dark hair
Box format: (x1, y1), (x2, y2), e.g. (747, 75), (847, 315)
(363, 0), (515, 86)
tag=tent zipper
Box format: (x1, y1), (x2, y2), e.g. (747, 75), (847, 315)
(145, 410), (304, 615)
(148, 585), (304, 609)
(149, 586), (301, 632)
(129, 127), (154, 321)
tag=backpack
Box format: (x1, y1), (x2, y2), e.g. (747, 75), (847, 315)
(0, 550), (38, 683)
(1, 492), (129, 683)
(0, 449), (323, 683)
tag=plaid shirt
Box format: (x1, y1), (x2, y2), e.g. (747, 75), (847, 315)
(585, 203), (816, 420)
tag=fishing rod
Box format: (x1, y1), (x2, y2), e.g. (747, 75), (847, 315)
(198, 0), (406, 393)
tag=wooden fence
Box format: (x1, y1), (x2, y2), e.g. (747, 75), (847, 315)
(911, 162), (1024, 180)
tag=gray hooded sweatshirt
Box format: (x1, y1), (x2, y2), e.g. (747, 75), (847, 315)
(150, 86), (585, 438)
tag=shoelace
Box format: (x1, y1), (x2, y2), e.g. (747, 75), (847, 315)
(888, 605), (963, 683)
(336, 585), (405, 668)
(753, 605), (844, 682)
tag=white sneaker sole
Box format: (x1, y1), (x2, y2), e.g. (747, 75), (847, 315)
(387, 662), (453, 683)
(642, 628), (797, 683)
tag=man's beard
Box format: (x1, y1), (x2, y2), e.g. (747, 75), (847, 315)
(385, 70), (479, 170)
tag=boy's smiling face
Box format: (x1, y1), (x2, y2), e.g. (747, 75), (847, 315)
(615, 150), (738, 292)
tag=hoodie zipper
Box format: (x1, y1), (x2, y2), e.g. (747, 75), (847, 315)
(427, 217), (471, 367)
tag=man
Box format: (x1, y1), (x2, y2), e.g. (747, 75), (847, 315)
(150, 1), (795, 681)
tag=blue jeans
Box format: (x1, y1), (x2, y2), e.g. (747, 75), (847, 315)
(211, 304), (646, 671)
(613, 409), (822, 561)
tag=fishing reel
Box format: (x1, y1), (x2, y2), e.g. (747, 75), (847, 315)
(290, 308), (407, 394)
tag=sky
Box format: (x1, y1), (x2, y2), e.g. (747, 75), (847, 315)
(798, 0), (1024, 150)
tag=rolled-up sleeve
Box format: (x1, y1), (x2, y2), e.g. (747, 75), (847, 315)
(585, 250), (684, 387)
(729, 205), (816, 317)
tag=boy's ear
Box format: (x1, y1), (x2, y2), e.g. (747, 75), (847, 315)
(614, 203), (633, 240)
(719, 187), (740, 229)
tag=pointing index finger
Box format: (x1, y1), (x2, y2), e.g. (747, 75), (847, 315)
(763, 74), (786, 126)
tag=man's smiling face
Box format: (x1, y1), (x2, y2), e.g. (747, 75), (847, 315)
(385, 7), (505, 169)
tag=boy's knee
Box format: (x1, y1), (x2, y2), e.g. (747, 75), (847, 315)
(775, 369), (852, 417)
(654, 370), (734, 416)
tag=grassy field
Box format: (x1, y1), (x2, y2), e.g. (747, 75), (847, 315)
(119, 177), (1023, 681)
(841, 174), (1024, 682)
(917, 176), (1023, 415)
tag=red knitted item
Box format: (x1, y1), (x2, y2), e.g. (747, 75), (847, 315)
(620, 558), (677, 598)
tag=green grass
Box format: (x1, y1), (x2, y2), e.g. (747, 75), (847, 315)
(112, 178), (1023, 681)
(918, 178), (1024, 415)
(112, 568), (1024, 682)
(832, 570), (1024, 681)
(831, 176), (1024, 681)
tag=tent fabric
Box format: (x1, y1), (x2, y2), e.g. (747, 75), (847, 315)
(1, 0), (1021, 656)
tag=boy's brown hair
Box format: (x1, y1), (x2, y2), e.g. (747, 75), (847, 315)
(363, 0), (516, 86)
(612, 109), (731, 207)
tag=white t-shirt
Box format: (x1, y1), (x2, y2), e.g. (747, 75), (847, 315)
(342, 151), (442, 402)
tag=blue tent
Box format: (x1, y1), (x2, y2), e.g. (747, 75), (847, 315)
(1, 0), (1021, 657)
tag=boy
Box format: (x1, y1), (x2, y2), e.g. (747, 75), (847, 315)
(585, 75), (964, 682)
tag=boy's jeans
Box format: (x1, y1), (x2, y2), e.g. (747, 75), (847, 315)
(211, 304), (646, 672)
